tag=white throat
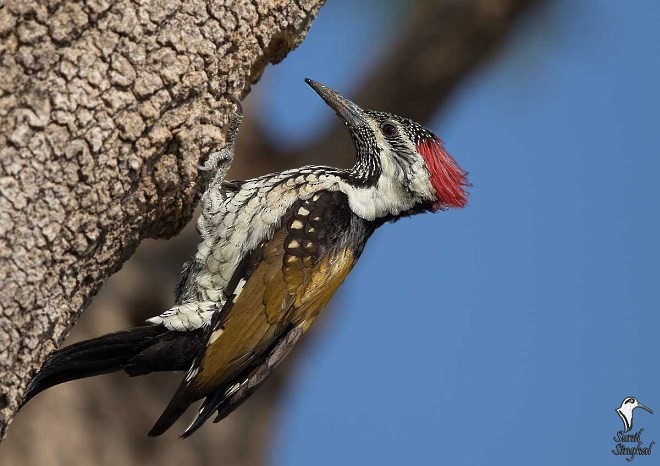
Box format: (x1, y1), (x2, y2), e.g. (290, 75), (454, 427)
(338, 149), (433, 221)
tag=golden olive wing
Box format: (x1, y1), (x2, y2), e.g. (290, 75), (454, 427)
(149, 190), (359, 437)
(181, 246), (356, 438)
(191, 193), (357, 395)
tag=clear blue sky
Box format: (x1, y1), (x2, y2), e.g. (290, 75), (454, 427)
(257, 1), (660, 464)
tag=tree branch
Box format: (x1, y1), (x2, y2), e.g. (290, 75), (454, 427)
(236, 0), (541, 174)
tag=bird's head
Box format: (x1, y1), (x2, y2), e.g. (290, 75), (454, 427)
(619, 397), (654, 415)
(306, 79), (468, 219)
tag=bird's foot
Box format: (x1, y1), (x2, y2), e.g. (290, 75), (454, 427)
(198, 95), (243, 172)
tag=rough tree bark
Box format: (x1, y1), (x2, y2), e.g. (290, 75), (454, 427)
(0, 0), (326, 440)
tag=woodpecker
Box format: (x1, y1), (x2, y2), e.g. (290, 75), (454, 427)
(616, 397), (653, 432)
(22, 79), (469, 437)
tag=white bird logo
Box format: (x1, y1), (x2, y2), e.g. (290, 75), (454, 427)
(616, 397), (653, 432)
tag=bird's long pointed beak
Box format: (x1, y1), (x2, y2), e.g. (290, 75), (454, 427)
(638, 402), (654, 414)
(305, 78), (368, 128)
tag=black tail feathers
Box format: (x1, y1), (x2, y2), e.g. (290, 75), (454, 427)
(179, 387), (228, 438)
(148, 394), (192, 437)
(21, 325), (203, 407)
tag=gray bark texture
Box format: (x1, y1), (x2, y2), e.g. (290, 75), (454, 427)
(0, 0), (324, 441)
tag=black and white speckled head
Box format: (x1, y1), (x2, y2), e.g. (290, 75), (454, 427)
(306, 79), (468, 220)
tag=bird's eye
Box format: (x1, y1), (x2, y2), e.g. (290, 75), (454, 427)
(381, 122), (398, 138)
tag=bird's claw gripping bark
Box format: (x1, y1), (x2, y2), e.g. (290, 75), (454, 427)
(224, 94), (243, 144)
(198, 95), (243, 172)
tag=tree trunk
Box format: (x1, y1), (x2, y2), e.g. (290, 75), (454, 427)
(0, 0), (325, 440)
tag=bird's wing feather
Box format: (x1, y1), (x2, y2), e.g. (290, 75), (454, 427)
(192, 190), (357, 393)
(180, 324), (304, 438)
(149, 190), (359, 436)
(147, 170), (340, 330)
(180, 242), (357, 437)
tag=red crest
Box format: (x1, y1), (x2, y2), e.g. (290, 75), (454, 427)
(418, 138), (469, 210)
